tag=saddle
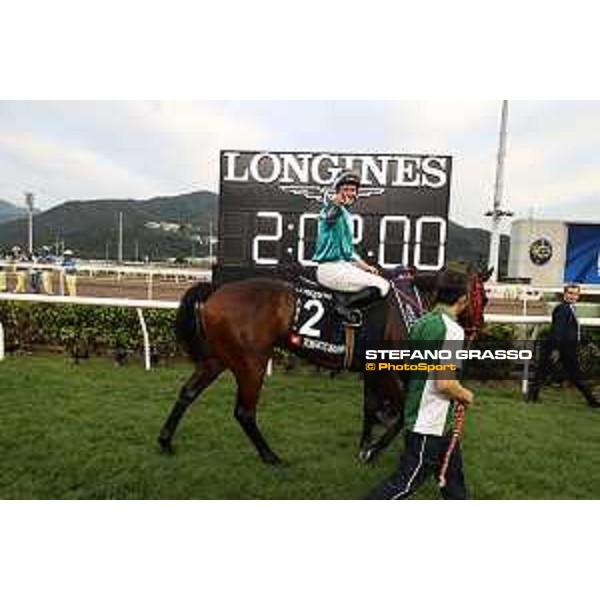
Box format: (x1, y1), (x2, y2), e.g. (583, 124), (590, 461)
(297, 275), (378, 327)
(286, 267), (423, 371)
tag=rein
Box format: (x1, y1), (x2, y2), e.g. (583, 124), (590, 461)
(390, 279), (424, 315)
(438, 337), (473, 489)
(386, 270), (425, 338)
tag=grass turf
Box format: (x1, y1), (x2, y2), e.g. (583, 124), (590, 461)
(1, 354), (600, 499)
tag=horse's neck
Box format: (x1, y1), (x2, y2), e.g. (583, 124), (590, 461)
(413, 271), (438, 296)
(412, 271), (441, 312)
(418, 288), (436, 311)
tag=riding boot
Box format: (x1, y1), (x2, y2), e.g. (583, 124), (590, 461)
(336, 287), (383, 326)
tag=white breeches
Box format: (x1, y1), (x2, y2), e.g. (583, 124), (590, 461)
(316, 261), (390, 296)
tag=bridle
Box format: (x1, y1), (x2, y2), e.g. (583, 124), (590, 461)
(462, 273), (486, 343)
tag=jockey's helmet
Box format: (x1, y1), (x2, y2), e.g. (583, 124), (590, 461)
(333, 170), (361, 192)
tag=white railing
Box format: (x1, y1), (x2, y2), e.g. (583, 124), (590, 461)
(3, 266), (598, 291)
(0, 260), (211, 279)
(0, 261), (210, 299)
(0, 293), (178, 310)
(484, 314), (600, 327)
(486, 283), (600, 301)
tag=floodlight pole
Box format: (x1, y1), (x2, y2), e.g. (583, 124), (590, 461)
(118, 212), (124, 264)
(486, 100), (514, 282)
(25, 192), (35, 254)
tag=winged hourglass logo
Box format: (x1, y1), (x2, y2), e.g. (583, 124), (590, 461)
(279, 184), (385, 204)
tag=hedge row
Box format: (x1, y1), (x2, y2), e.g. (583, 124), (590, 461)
(0, 302), (179, 358)
(2, 303), (596, 381)
(0, 303), (516, 358)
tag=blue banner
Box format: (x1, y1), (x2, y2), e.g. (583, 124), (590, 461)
(564, 224), (600, 284)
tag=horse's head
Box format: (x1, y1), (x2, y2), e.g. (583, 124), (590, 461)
(385, 264), (490, 342)
(459, 266), (492, 341)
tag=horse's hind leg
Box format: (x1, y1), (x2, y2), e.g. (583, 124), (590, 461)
(233, 360), (282, 466)
(359, 400), (378, 459)
(158, 358), (223, 454)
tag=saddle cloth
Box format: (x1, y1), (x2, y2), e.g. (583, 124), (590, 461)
(286, 267), (422, 371)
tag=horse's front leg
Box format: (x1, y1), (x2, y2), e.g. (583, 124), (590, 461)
(358, 376), (379, 458)
(358, 373), (405, 463)
(359, 415), (404, 464)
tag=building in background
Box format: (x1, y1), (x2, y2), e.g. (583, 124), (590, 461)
(508, 219), (600, 286)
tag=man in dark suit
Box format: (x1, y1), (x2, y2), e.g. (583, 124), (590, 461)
(528, 284), (600, 407)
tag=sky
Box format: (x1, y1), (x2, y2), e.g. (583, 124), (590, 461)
(1, 100), (599, 231)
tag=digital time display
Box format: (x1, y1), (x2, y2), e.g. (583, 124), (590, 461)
(215, 151), (452, 286)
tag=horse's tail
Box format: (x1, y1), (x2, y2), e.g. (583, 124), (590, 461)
(175, 282), (214, 362)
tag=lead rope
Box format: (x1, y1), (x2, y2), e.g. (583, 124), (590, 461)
(438, 403), (466, 488)
(438, 278), (482, 488)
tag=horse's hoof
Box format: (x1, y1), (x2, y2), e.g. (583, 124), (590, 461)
(262, 453), (284, 467)
(158, 437), (174, 455)
(358, 446), (377, 464)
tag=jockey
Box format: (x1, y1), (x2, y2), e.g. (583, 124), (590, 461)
(313, 170), (390, 323)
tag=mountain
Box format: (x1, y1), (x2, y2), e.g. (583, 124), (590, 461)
(447, 221), (510, 276)
(0, 199), (29, 224)
(0, 190), (508, 272)
(0, 191), (218, 260)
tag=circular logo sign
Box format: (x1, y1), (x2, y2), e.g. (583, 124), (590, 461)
(529, 238), (553, 266)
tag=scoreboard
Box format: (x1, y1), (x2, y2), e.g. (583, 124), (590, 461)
(214, 150), (453, 286)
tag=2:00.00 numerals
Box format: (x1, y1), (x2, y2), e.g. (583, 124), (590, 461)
(252, 212), (447, 270)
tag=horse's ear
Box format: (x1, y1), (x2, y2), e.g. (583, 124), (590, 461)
(481, 267), (494, 282)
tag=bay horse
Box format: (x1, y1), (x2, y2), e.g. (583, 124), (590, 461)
(158, 267), (490, 465)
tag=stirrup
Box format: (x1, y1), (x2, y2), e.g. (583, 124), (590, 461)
(337, 307), (362, 328)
